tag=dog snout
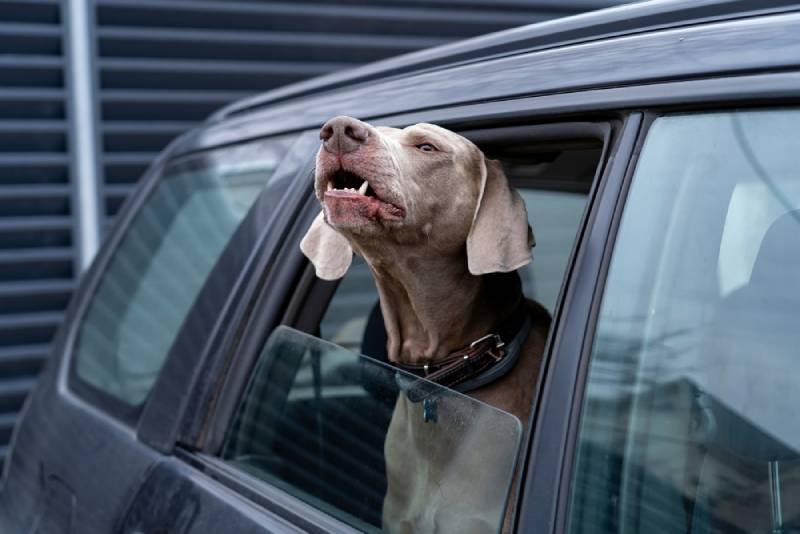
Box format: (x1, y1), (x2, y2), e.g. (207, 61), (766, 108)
(320, 116), (370, 155)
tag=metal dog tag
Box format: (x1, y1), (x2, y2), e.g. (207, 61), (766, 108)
(423, 398), (438, 423)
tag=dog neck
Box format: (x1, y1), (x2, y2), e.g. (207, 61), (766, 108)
(358, 246), (522, 364)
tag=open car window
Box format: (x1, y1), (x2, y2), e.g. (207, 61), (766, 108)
(221, 326), (522, 532)
(320, 128), (603, 356)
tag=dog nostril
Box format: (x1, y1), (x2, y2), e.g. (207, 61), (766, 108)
(320, 124), (334, 141)
(345, 123), (369, 143)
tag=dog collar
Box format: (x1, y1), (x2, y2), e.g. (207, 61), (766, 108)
(394, 300), (533, 410)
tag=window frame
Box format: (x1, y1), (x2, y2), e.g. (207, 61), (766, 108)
(516, 111), (646, 533)
(62, 133), (311, 431)
(185, 112), (627, 532)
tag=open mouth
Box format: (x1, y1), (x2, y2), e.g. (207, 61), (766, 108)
(326, 169), (378, 198)
(323, 168), (404, 221)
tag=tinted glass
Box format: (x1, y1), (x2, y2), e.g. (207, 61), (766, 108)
(223, 326), (522, 532)
(75, 139), (290, 406)
(568, 111), (800, 533)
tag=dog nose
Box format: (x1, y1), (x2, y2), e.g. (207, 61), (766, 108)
(320, 116), (369, 155)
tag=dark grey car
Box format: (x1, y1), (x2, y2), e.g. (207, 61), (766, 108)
(4, 0), (800, 532)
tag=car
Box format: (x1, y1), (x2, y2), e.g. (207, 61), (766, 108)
(3, 0), (800, 532)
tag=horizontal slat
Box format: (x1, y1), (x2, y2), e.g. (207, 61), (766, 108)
(100, 57), (345, 76)
(104, 153), (156, 185)
(0, 313), (62, 351)
(0, 87), (65, 120)
(99, 57), (338, 91)
(0, 376), (38, 413)
(0, 344), (51, 378)
(0, 216), (71, 232)
(0, 1), (60, 25)
(0, 184), (69, 198)
(0, 184), (70, 216)
(104, 183), (136, 198)
(98, 26), (445, 63)
(0, 279), (74, 297)
(102, 89), (251, 120)
(0, 216), (71, 248)
(0, 22), (61, 56)
(0, 279), (74, 315)
(0, 56), (62, 87)
(0, 87), (64, 101)
(0, 120), (65, 133)
(97, 0), (531, 37)
(103, 121), (191, 153)
(0, 247), (73, 281)
(102, 88), (251, 103)
(0, 121), (66, 153)
(102, 120), (194, 134)
(104, 152), (157, 166)
(0, 153), (68, 166)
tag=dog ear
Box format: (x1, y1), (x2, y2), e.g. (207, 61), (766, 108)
(466, 158), (534, 275)
(300, 211), (353, 280)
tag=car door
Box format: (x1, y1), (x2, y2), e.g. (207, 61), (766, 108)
(521, 107), (800, 534)
(155, 104), (642, 532)
(0, 132), (320, 533)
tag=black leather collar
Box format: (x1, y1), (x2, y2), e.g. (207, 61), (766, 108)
(394, 299), (532, 404)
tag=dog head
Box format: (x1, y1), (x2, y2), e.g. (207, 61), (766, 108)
(301, 116), (533, 279)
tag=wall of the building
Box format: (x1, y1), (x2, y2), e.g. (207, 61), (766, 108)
(0, 0), (628, 466)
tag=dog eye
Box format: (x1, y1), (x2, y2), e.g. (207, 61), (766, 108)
(416, 143), (437, 152)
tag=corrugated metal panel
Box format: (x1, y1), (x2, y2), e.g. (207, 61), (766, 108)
(0, 0), (71, 468)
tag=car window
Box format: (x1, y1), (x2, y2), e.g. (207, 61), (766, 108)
(73, 137), (292, 408)
(568, 110), (800, 534)
(221, 326), (522, 532)
(321, 135), (602, 357)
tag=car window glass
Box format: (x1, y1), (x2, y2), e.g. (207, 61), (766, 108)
(568, 110), (800, 534)
(222, 326), (522, 532)
(74, 138), (291, 407)
(320, 136), (602, 357)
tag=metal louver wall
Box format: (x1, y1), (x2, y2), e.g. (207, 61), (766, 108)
(0, 0), (71, 467)
(0, 0), (626, 467)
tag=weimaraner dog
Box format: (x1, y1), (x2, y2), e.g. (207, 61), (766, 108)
(301, 116), (550, 533)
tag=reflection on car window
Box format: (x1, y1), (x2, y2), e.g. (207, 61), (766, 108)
(222, 326), (522, 532)
(569, 111), (800, 534)
(74, 138), (291, 407)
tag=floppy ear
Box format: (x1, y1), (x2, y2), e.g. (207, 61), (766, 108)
(466, 158), (534, 275)
(300, 211), (353, 280)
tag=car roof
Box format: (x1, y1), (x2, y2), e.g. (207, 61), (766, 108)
(210, 0), (800, 122)
(163, 0), (800, 158)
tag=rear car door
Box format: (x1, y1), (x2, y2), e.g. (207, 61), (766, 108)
(0, 132), (318, 533)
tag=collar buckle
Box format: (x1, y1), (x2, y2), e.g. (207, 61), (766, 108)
(469, 333), (504, 350)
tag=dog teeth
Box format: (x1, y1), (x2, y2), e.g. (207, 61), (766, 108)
(327, 182), (333, 192)
(358, 180), (369, 195)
